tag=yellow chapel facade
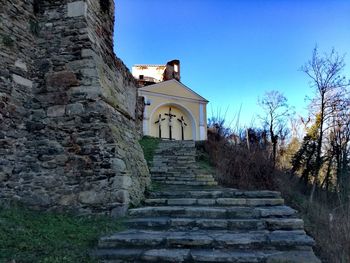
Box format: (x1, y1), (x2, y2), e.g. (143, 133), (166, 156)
(133, 60), (208, 141)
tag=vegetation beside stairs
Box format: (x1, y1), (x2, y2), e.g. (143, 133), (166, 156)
(0, 205), (124, 263)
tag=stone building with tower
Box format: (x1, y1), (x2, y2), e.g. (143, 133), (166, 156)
(132, 60), (208, 141)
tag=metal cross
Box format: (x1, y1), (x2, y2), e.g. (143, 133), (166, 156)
(177, 116), (188, 140)
(154, 114), (166, 138)
(164, 107), (176, 140)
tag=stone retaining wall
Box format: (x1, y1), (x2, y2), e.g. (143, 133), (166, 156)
(0, 0), (150, 215)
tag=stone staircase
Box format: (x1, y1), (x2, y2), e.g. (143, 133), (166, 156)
(150, 140), (217, 186)
(94, 140), (320, 262)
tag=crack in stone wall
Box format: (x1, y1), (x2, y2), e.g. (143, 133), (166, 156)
(0, 0), (150, 215)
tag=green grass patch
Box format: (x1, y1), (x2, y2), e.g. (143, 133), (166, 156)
(0, 205), (124, 263)
(139, 136), (161, 164)
(197, 159), (215, 173)
(196, 151), (216, 174)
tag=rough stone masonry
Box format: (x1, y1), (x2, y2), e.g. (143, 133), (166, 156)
(0, 0), (150, 215)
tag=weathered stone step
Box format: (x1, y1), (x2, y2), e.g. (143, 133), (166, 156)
(157, 144), (195, 149)
(154, 150), (196, 154)
(129, 206), (297, 219)
(94, 248), (320, 263)
(151, 170), (197, 174)
(154, 157), (195, 161)
(151, 181), (218, 187)
(196, 174), (216, 179)
(194, 177), (216, 182)
(162, 180), (218, 186)
(125, 217), (304, 231)
(149, 189), (281, 199)
(151, 179), (218, 186)
(152, 174), (203, 179)
(155, 153), (195, 156)
(98, 229), (314, 250)
(158, 140), (195, 143)
(150, 167), (197, 172)
(151, 175), (201, 179)
(153, 156), (195, 160)
(151, 176), (196, 181)
(144, 198), (284, 207)
(151, 161), (195, 164)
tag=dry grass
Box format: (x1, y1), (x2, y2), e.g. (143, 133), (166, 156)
(205, 135), (275, 190)
(276, 174), (350, 263)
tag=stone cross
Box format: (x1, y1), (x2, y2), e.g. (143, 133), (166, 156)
(154, 114), (165, 138)
(177, 116), (188, 140)
(164, 107), (176, 140)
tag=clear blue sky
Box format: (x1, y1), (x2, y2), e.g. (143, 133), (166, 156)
(114, 0), (350, 127)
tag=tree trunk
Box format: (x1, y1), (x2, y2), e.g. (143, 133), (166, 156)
(270, 116), (277, 169)
(339, 147), (349, 204)
(309, 94), (325, 203)
(324, 156), (333, 201)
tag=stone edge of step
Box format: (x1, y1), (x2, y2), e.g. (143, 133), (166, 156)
(92, 248), (320, 263)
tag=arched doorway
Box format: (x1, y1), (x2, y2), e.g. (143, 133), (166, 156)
(149, 103), (197, 140)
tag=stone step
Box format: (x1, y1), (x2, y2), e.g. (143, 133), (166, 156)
(156, 150), (195, 152)
(162, 180), (218, 186)
(152, 162), (196, 166)
(94, 248), (320, 263)
(151, 181), (218, 187)
(150, 180), (217, 186)
(98, 229), (315, 250)
(174, 150), (195, 152)
(151, 174), (198, 178)
(154, 156), (195, 159)
(149, 169), (168, 174)
(156, 169), (198, 173)
(151, 177), (196, 182)
(154, 156), (196, 160)
(129, 206), (297, 219)
(94, 140), (320, 263)
(151, 179), (217, 186)
(151, 172), (197, 175)
(152, 171), (199, 176)
(158, 141), (195, 145)
(151, 168), (197, 172)
(195, 177), (216, 182)
(156, 140), (192, 144)
(153, 166), (197, 170)
(157, 145), (195, 149)
(156, 148), (195, 151)
(144, 198), (285, 207)
(151, 177), (215, 182)
(149, 189), (282, 199)
(151, 176), (200, 180)
(154, 150), (196, 154)
(152, 159), (196, 162)
(196, 174), (216, 179)
(125, 217), (304, 231)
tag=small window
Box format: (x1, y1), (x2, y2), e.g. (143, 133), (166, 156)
(139, 75), (144, 80)
(174, 64), (179, 73)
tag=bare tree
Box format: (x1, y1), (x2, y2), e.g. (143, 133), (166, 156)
(258, 90), (292, 168)
(301, 46), (349, 202)
(329, 97), (350, 202)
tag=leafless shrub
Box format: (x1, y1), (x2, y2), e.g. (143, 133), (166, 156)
(206, 128), (275, 190)
(276, 173), (350, 263)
